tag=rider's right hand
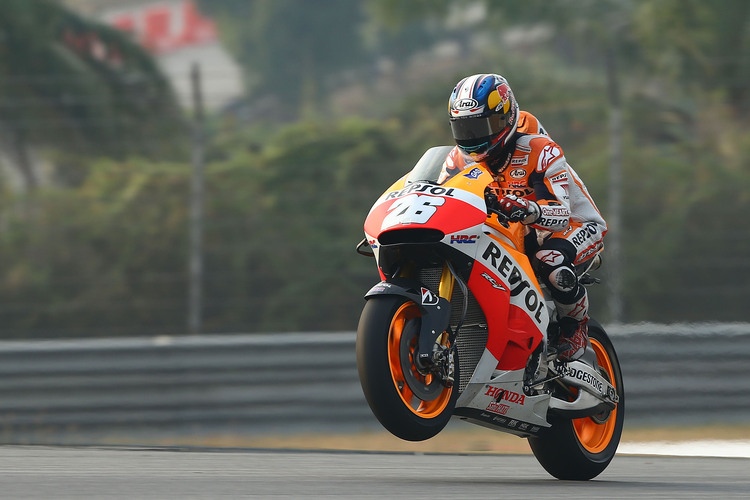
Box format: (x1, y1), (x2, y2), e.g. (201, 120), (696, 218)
(484, 186), (501, 211)
(484, 186), (510, 225)
(498, 195), (541, 225)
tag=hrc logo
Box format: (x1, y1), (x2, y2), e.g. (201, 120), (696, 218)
(451, 234), (480, 244)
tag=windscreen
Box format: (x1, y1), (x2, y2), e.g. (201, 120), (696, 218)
(404, 146), (455, 185)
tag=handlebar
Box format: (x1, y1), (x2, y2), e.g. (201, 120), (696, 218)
(484, 187), (511, 227)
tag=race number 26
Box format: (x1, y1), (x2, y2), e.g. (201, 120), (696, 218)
(381, 194), (445, 229)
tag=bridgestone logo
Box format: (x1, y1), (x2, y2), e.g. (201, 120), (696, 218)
(565, 367), (603, 393)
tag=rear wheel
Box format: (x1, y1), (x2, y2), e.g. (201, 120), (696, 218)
(356, 295), (458, 441)
(528, 320), (624, 480)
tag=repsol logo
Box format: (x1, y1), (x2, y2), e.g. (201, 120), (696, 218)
(535, 217), (559, 228)
(550, 172), (568, 184)
(385, 183), (456, 200)
(501, 187), (533, 198)
(510, 157), (528, 168)
(571, 223), (599, 247)
(481, 242), (545, 324)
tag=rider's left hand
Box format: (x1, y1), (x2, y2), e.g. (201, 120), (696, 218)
(498, 195), (541, 225)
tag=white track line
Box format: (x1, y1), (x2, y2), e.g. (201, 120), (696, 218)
(617, 440), (750, 458)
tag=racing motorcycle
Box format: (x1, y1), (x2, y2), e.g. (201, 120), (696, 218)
(355, 146), (624, 481)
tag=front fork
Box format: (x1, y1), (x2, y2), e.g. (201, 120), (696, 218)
(429, 262), (459, 387)
(414, 261), (459, 386)
(365, 261), (462, 388)
(438, 263), (455, 301)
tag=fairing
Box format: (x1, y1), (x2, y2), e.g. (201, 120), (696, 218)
(363, 146), (548, 373)
(360, 146), (618, 441)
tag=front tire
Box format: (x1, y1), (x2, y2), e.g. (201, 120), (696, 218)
(356, 295), (458, 441)
(528, 320), (625, 480)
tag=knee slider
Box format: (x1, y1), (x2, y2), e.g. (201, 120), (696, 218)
(549, 266), (577, 293)
(534, 249), (577, 294)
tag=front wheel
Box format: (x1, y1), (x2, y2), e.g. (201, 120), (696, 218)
(356, 295), (458, 441)
(528, 320), (625, 480)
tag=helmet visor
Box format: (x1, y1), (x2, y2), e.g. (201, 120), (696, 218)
(450, 113), (510, 142)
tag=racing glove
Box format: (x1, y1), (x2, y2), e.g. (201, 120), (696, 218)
(498, 195), (541, 225)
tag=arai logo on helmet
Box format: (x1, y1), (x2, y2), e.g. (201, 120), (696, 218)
(452, 98), (479, 111)
(509, 168), (526, 179)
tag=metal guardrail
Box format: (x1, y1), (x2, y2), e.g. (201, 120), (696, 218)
(1, 324), (749, 444)
(607, 323), (750, 426)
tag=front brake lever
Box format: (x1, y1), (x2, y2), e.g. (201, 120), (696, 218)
(484, 186), (509, 227)
(487, 208), (510, 228)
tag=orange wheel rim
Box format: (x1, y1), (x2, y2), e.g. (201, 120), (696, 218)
(572, 338), (619, 453)
(387, 302), (453, 418)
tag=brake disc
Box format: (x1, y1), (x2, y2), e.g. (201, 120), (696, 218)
(399, 318), (444, 401)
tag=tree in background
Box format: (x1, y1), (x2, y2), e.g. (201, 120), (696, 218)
(197, 0), (370, 120)
(0, 116), (405, 338)
(1, 0), (750, 337)
(201, 118), (406, 332)
(0, 0), (182, 191)
(634, 0), (750, 113)
(366, 0), (750, 323)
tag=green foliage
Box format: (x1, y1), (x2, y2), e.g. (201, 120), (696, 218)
(0, 117), (408, 337)
(633, 0), (750, 107)
(196, 0), (370, 119)
(0, 0), (183, 189)
(201, 118), (406, 331)
(2, 0), (750, 337)
(0, 159), (190, 337)
(618, 96), (750, 321)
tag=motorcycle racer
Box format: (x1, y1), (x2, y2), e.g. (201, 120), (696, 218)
(446, 73), (607, 362)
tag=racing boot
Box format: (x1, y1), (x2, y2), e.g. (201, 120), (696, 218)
(555, 290), (589, 362)
(557, 316), (588, 362)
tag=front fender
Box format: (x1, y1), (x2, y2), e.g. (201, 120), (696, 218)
(365, 279), (451, 363)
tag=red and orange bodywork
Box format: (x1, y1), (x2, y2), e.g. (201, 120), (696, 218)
(364, 152), (548, 372)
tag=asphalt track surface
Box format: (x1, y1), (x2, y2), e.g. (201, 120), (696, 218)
(1, 446), (749, 499)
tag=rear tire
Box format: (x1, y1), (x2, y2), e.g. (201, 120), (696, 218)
(528, 320), (624, 480)
(356, 295), (458, 441)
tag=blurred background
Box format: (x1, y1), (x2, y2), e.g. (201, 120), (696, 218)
(2, 0), (748, 338)
(0, 0), (748, 445)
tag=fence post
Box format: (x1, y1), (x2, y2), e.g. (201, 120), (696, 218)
(188, 62), (206, 335)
